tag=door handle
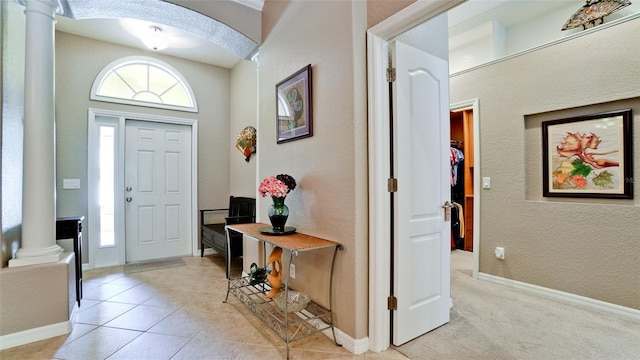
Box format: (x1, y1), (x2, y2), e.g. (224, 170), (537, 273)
(126, 196), (132, 202)
(442, 201), (454, 221)
(126, 186), (132, 192)
(441, 201), (455, 209)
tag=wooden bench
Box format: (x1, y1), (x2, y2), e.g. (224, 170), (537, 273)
(200, 196), (256, 261)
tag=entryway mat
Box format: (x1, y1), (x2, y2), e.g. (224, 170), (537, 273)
(124, 257), (186, 274)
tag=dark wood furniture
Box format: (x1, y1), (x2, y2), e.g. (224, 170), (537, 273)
(56, 216), (84, 306)
(200, 196), (256, 261)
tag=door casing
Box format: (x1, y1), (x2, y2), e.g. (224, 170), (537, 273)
(87, 108), (199, 269)
(366, 0), (468, 353)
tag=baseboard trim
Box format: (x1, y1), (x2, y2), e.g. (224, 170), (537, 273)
(0, 303), (77, 351)
(294, 308), (368, 355)
(478, 272), (640, 321)
(331, 327), (369, 355)
(0, 320), (69, 351)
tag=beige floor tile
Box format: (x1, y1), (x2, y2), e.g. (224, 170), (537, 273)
(104, 275), (144, 287)
(83, 283), (137, 301)
(106, 284), (161, 304)
(169, 336), (244, 360)
(105, 332), (190, 360)
(363, 348), (411, 359)
(147, 308), (207, 338)
(75, 301), (137, 326)
(104, 304), (176, 331)
(83, 268), (125, 282)
(53, 327), (141, 360)
(0, 333), (68, 359)
(5, 254), (360, 360)
(65, 323), (100, 344)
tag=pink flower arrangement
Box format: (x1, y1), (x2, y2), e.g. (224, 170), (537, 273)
(258, 174), (297, 198)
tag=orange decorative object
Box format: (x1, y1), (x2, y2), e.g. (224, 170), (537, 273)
(236, 126), (256, 162)
(266, 247), (283, 299)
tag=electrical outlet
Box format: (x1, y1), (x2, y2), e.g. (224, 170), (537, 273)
(290, 263), (296, 279)
(495, 247), (505, 260)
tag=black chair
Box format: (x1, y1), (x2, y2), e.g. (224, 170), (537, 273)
(200, 196), (256, 262)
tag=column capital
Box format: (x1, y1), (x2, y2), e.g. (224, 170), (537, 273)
(20, 0), (64, 18)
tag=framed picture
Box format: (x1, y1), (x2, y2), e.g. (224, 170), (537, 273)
(276, 64), (312, 144)
(542, 109), (633, 199)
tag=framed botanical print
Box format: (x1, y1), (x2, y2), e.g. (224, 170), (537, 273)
(542, 109), (633, 199)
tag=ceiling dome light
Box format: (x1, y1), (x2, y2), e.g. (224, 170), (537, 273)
(141, 26), (169, 51)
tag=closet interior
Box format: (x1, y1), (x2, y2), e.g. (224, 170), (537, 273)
(450, 108), (474, 251)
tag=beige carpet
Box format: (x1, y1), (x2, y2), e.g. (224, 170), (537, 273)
(395, 250), (640, 359)
(123, 257), (186, 273)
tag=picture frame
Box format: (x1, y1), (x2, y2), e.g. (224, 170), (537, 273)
(276, 64), (312, 144)
(542, 109), (633, 199)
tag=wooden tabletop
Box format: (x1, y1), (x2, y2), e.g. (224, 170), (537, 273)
(226, 223), (340, 252)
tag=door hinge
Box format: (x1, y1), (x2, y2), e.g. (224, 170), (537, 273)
(386, 67), (396, 82)
(388, 296), (397, 310)
(388, 178), (398, 192)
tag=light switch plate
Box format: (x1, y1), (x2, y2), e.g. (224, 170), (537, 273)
(482, 177), (491, 189)
(63, 178), (81, 189)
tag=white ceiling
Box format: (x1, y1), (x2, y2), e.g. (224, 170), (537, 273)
(56, 16), (245, 69)
(52, 0), (636, 69)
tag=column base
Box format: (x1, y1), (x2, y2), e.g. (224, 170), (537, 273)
(9, 245), (64, 267)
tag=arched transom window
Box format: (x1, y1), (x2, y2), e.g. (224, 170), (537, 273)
(91, 56), (198, 112)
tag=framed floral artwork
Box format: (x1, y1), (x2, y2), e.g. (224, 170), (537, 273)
(276, 64), (312, 144)
(542, 109), (633, 199)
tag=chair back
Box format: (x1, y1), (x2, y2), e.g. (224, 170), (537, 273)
(227, 196), (256, 223)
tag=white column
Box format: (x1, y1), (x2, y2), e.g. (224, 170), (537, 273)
(9, 0), (63, 267)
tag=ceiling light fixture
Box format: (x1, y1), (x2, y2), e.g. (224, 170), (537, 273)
(142, 26), (169, 51)
(562, 0), (632, 30)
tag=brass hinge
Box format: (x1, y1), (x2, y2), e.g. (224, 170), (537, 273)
(388, 296), (397, 310)
(386, 67), (396, 82)
(388, 178), (398, 192)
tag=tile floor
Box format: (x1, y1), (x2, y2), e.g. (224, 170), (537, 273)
(1, 254), (408, 360)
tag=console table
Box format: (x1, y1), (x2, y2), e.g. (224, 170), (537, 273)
(224, 223), (342, 359)
(56, 216), (84, 306)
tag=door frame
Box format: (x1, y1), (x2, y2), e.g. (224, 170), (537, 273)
(366, 0), (466, 352)
(87, 108), (199, 269)
(450, 98), (481, 274)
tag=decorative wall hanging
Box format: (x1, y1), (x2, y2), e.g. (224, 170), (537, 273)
(561, 0), (632, 31)
(236, 126), (256, 162)
(542, 109), (633, 199)
(276, 64), (313, 144)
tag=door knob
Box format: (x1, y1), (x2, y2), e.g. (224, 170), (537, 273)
(126, 196), (132, 202)
(441, 201), (454, 208)
(126, 186), (132, 192)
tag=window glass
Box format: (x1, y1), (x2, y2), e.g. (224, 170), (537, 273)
(91, 56), (197, 112)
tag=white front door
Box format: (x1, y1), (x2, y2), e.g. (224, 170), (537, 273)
(125, 120), (192, 262)
(391, 40), (452, 345)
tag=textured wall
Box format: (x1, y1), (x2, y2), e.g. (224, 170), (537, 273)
(367, 0), (415, 28)
(1, 0), (26, 267)
(259, 0), (368, 339)
(0, 253), (73, 336)
(229, 60), (258, 198)
(55, 32), (232, 263)
(450, 18), (640, 309)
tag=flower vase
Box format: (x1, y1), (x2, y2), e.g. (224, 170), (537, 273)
(268, 196), (289, 232)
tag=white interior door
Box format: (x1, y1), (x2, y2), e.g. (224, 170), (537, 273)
(125, 120), (192, 262)
(392, 40), (452, 345)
